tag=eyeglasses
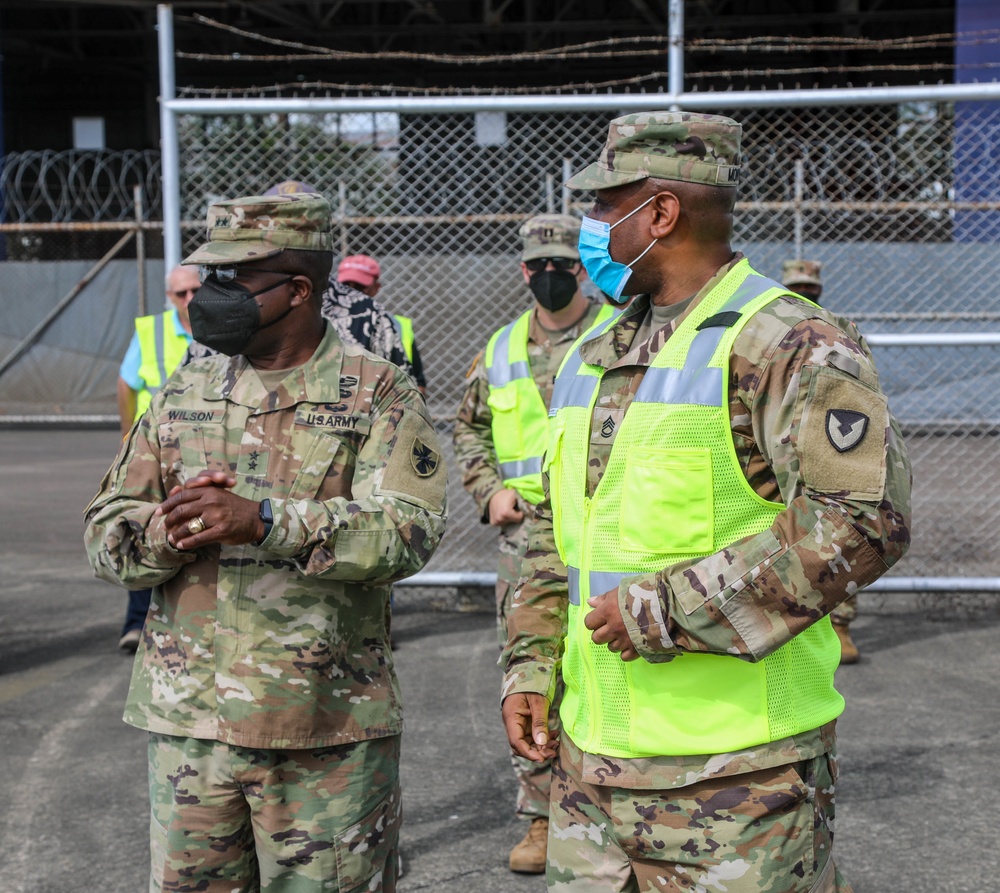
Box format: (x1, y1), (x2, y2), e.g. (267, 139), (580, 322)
(171, 288), (198, 298)
(198, 264), (290, 283)
(524, 257), (579, 273)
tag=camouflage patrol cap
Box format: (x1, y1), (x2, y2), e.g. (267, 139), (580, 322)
(782, 259), (823, 287)
(182, 193), (333, 265)
(519, 214), (581, 262)
(566, 111), (742, 190)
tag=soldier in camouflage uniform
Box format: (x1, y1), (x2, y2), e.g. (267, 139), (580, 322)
(782, 258), (860, 664)
(501, 112), (911, 892)
(453, 214), (613, 874)
(84, 193), (447, 893)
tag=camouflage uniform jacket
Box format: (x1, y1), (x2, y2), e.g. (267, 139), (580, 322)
(86, 323), (447, 749)
(183, 279), (413, 378)
(453, 300), (609, 521)
(503, 256), (912, 788)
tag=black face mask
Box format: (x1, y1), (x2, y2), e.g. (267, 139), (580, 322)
(189, 276), (294, 356)
(528, 269), (578, 312)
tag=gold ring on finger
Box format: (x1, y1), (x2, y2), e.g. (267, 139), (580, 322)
(187, 516), (206, 535)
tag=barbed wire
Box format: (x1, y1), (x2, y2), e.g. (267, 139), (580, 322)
(174, 58), (1000, 99)
(182, 15), (1000, 66)
(176, 72), (667, 98)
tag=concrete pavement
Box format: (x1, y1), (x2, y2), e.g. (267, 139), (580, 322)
(1, 428), (997, 892)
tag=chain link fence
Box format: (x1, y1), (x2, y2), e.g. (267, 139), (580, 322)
(170, 99), (1000, 582)
(3, 98), (999, 584)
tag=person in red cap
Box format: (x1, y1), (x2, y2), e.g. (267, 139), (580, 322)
(337, 255), (427, 394)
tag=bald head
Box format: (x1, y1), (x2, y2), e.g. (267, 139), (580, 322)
(166, 264), (200, 331)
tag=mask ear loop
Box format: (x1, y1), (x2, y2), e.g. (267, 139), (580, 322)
(610, 194), (659, 271)
(608, 193), (656, 231)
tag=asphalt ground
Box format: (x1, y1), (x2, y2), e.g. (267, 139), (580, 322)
(1, 428), (998, 893)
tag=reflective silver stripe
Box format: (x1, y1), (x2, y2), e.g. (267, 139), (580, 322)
(548, 314), (619, 415)
(486, 318), (532, 388)
(567, 567), (630, 606)
(635, 273), (777, 406)
(549, 369), (599, 415)
(500, 456), (542, 479)
(635, 364), (724, 406)
(154, 312), (168, 388)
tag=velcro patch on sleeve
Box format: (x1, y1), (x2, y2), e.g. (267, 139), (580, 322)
(377, 409), (447, 514)
(797, 365), (888, 500)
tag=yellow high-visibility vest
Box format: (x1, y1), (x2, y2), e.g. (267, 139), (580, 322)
(485, 305), (614, 505)
(547, 259), (842, 758)
(133, 311), (191, 420)
(394, 315), (415, 363)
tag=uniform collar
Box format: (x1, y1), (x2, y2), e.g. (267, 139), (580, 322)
(201, 322), (344, 411)
(578, 253), (745, 370)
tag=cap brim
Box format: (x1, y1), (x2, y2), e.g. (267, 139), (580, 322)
(182, 242), (285, 266)
(336, 273), (376, 287)
(565, 162), (649, 191)
(522, 244), (579, 262)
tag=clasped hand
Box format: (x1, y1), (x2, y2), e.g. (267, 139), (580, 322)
(155, 471), (263, 550)
(584, 589), (639, 662)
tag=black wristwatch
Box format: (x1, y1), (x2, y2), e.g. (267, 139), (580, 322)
(253, 498), (273, 546)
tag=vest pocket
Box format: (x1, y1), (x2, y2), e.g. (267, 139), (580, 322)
(620, 447), (714, 553)
(487, 386), (524, 462)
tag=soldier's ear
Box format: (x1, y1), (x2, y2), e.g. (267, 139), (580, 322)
(288, 274), (313, 307)
(648, 191), (681, 239)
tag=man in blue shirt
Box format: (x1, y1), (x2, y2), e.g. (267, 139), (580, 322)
(115, 264), (197, 650)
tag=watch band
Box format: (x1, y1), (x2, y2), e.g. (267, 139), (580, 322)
(253, 498), (273, 546)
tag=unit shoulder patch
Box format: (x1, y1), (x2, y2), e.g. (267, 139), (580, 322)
(826, 409), (869, 452)
(411, 437), (440, 477)
(798, 365), (888, 501)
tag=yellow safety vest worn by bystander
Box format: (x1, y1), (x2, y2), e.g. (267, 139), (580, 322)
(486, 305), (615, 505)
(547, 260), (843, 758)
(133, 311), (191, 421)
(394, 315), (415, 363)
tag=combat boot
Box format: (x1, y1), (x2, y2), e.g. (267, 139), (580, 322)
(833, 621), (860, 664)
(509, 817), (548, 874)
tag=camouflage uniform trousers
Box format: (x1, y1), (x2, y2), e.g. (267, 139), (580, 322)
(547, 733), (854, 893)
(497, 516), (561, 822)
(148, 732), (401, 893)
(831, 594), (857, 625)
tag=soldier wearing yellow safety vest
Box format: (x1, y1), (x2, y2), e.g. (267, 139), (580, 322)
(453, 214), (613, 875)
(501, 113), (912, 891)
(114, 264), (198, 653)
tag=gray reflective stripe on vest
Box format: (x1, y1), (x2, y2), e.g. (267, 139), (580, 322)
(486, 319), (530, 388)
(635, 273), (776, 407)
(499, 457), (543, 479)
(548, 314), (620, 416)
(146, 312), (168, 398)
(567, 566), (630, 606)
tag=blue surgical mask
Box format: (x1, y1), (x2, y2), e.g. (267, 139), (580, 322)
(578, 195), (658, 302)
